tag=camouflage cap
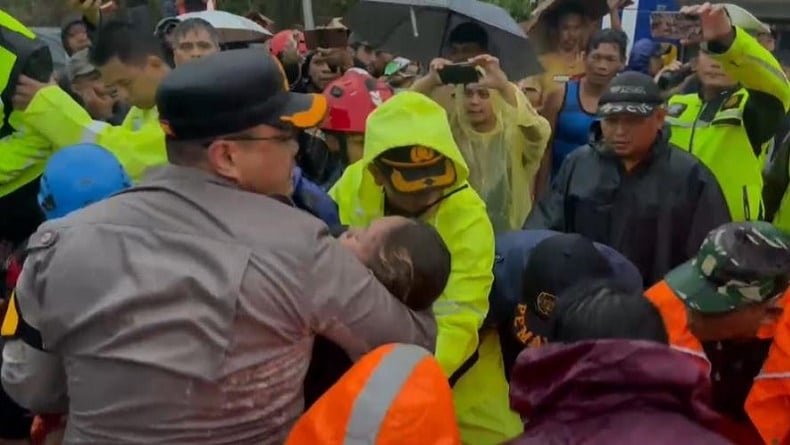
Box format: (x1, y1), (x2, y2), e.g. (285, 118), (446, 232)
(666, 222), (790, 313)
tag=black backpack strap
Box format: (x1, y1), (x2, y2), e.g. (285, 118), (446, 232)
(448, 346), (481, 387)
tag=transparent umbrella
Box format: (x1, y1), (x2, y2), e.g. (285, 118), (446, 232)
(177, 10), (273, 44)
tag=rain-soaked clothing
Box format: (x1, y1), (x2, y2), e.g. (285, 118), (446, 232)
(507, 340), (732, 445)
(0, 165), (436, 445)
(524, 127), (731, 286)
(19, 85), (167, 182)
(450, 84), (551, 233)
(666, 27), (790, 222)
(330, 92), (521, 444)
(646, 282), (790, 445)
(287, 343), (461, 445)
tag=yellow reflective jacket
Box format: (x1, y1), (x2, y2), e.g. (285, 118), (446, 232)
(666, 27), (790, 222)
(19, 86), (166, 182)
(0, 10), (54, 197)
(329, 92), (521, 444)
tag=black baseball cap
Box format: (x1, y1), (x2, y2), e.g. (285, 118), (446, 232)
(513, 234), (614, 346)
(157, 48), (327, 140)
(597, 71), (664, 117)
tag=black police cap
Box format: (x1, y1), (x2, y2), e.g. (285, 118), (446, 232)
(156, 48), (327, 140)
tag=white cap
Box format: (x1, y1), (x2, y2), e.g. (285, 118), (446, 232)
(723, 3), (771, 34)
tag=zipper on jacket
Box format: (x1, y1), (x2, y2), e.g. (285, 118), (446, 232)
(688, 102), (707, 154)
(743, 185), (751, 220)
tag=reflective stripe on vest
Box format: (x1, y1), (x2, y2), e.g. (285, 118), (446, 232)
(343, 344), (430, 444)
(667, 91), (765, 222)
(80, 120), (110, 144)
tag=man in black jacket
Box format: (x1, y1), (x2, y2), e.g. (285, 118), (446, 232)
(524, 72), (731, 286)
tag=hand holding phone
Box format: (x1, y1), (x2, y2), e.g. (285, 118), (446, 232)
(438, 62), (481, 85)
(650, 11), (702, 43)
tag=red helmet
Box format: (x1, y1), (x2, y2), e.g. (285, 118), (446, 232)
(321, 69), (394, 134)
(269, 30), (308, 57)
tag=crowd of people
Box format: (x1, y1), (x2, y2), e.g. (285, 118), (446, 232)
(0, 0), (789, 444)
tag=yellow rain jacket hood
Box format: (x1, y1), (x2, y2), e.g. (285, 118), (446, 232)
(330, 92), (522, 444)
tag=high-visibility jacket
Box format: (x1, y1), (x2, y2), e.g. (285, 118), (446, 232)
(645, 281), (790, 445)
(666, 27), (790, 222)
(0, 10), (54, 198)
(19, 86), (166, 182)
(287, 343), (461, 445)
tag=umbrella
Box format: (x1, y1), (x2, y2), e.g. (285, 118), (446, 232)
(177, 10), (273, 44)
(345, 0), (542, 80)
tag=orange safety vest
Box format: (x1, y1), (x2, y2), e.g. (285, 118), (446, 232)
(287, 343), (461, 445)
(646, 281), (790, 445)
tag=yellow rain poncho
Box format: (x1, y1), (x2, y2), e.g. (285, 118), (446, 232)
(330, 92), (522, 444)
(450, 83), (551, 233)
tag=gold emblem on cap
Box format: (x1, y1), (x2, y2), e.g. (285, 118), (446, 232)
(410, 146), (438, 163)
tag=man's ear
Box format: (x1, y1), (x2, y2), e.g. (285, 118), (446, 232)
(367, 163), (385, 186)
(207, 141), (241, 181)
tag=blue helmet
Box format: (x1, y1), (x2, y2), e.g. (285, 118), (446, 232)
(38, 143), (132, 220)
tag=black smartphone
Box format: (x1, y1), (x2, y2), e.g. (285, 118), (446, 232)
(650, 12), (702, 42)
(304, 28), (350, 50)
(438, 63), (481, 85)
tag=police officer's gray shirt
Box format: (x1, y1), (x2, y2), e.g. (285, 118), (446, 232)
(2, 165), (436, 445)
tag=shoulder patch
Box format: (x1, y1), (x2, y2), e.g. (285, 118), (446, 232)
(722, 94), (744, 111)
(667, 103), (688, 118)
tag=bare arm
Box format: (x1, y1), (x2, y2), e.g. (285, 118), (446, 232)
(533, 85), (564, 201)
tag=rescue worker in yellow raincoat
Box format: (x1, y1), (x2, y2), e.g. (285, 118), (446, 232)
(330, 92), (521, 444)
(0, 11), (57, 246)
(665, 3), (790, 223)
(12, 20), (169, 183)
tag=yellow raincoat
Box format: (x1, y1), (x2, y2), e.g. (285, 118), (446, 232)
(330, 92), (522, 444)
(19, 85), (166, 182)
(450, 83), (551, 233)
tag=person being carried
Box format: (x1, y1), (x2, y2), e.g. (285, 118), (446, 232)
(305, 217), (452, 406)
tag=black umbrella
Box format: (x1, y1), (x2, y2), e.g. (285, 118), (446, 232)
(345, 0), (543, 80)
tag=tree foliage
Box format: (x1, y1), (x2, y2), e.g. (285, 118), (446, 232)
(5, 0), (532, 30)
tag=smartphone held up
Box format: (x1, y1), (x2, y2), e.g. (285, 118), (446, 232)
(650, 12), (703, 43)
(438, 63), (481, 85)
